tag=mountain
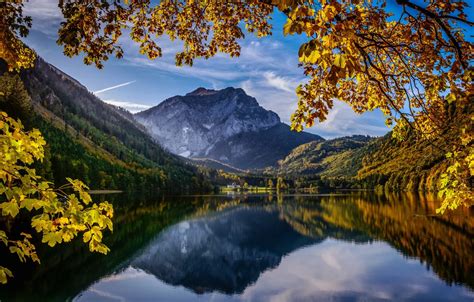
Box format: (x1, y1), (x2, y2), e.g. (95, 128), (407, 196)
(274, 135), (377, 177)
(0, 57), (211, 192)
(185, 158), (246, 174)
(134, 87), (323, 169)
(275, 131), (451, 192)
(357, 132), (447, 191)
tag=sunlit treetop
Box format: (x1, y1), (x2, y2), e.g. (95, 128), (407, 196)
(56, 0), (274, 67)
(282, 0), (472, 139)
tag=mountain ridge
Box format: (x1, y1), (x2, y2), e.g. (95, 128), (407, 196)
(134, 87), (323, 169)
(275, 135), (375, 177)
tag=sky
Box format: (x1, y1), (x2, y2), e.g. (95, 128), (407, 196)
(21, 1), (415, 139)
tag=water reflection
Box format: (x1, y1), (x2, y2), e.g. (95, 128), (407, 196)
(132, 207), (316, 294)
(1, 192), (472, 301)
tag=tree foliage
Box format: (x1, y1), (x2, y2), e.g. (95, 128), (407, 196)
(0, 112), (113, 284)
(276, 176), (288, 191)
(0, 73), (31, 123)
(0, 0), (472, 211)
(277, 0), (473, 212)
(0, 1), (34, 71)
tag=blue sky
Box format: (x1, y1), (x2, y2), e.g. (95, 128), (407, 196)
(20, 1), (427, 139)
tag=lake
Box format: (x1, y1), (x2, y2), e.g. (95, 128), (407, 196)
(1, 192), (473, 301)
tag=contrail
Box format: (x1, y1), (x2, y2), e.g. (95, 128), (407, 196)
(93, 80), (136, 94)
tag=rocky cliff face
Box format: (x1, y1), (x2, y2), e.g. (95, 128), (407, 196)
(135, 87), (323, 169)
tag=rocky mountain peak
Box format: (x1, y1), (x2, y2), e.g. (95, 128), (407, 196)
(134, 87), (322, 168)
(186, 87), (218, 96)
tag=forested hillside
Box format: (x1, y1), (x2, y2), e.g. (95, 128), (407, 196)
(273, 133), (453, 193)
(273, 135), (376, 177)
(357, 132), (447, 192)
(0, 58), (211, 193)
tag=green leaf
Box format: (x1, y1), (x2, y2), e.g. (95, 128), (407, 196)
(0, 266), (13, 284)
(334, 54), (346, 68)
(83, 230), (92, 243)
(42, 232), (62, 247)
(0, 201), (20, 217)
(21, 198), (39, 211)
(0, 230), (7, 246)
(283, 19), (292, 36)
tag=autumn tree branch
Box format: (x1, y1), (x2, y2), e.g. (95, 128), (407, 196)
(395, 0), (470, 69)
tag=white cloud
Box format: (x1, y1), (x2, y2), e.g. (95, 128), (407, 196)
(94, 80), (136, 94)
(23, 0), (63, 36)
(123, 35), (301, 85)
(240, 79), (297, 124)
(311, 100), (388, 138)
(241, 77), (388, 138)
(88, 288), (126, 302)
(128, 57), (245, 82)
(23, 0), (62, 19)
(103, 99), (151, 113)
(263, 71), (296, 93)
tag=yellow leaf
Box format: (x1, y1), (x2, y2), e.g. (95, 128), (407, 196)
(334, 54), (346, 68)
(0, 267), (13, 284)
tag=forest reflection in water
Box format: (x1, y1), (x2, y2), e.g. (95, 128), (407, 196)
(1, 191), (472, 302)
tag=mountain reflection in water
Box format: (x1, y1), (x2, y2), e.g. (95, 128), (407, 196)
(132, 207), (317, 294)
(1, 192), (472, 302)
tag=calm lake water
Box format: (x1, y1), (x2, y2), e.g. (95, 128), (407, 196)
(1, 192), (473, 301)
